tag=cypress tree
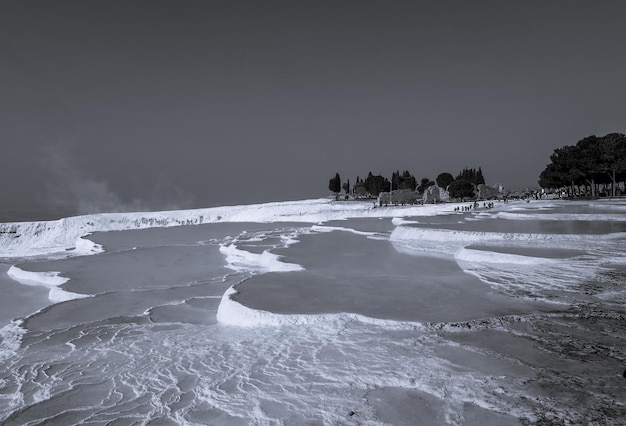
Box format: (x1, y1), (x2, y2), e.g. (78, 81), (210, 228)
(477, 167), (485, 185)
(342, 178), (351, 194)
(328, 172), (341, 194)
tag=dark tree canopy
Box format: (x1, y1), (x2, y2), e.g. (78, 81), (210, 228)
(328, 172), (341, 194)
(416, 177), (435, 195)
(435, 172), (454, 189)
(448, 179), (475, 198)
(392, 170), (417, 191)
(538, 133), (626, 197)
(477, 167), (485, 185)
(327, 167), (491, 199)
(364, 173), (390, 196)
(342, 178), (350, 195)
(538, 163), (564, 189)
(353, 177), (366, 196)
(455, 167), (485, 185)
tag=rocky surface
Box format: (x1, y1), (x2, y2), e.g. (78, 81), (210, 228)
(423, 185), (450, 204)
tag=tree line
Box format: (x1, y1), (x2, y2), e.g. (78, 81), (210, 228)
(328, 167), (486, 199)
(538, 133), (626, 197)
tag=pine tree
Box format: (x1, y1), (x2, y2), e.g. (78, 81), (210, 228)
(392, 170), (400, 190)
(477, 167), (485, 185)
(456, 167), (485, 185)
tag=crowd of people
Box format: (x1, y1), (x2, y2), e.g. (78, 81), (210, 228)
(454, 201), (497, 212)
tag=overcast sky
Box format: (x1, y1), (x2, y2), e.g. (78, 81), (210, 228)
(1, 0), (625, 218)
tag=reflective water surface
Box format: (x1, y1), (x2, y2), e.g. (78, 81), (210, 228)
(1, 200), (625, 425)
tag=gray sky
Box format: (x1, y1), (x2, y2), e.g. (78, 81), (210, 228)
(1, 0), (625, 217)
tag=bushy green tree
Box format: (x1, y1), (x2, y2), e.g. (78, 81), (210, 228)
(392, 170), (417, 191)
(476, 167), (485, 185)
(400, 170), (417, 190)
(538, 133), (626, 197)
(416, 177), (435, 194)
(364, 172), (390, 196)
(435, 172), (454, 189)
(455, 167), (485, 185)
(538, 163), (565, 189)
(601, 133), (626, 195)
(448, 179), (475, 198)
(353, 176), (367, 196)
(328, 172), (341, 194)
(342, 179), (350, 195)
